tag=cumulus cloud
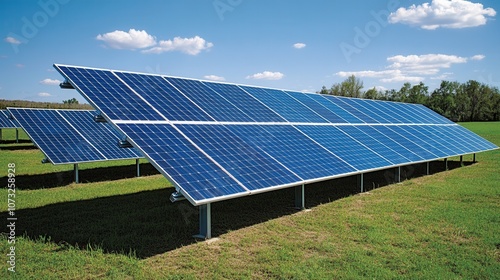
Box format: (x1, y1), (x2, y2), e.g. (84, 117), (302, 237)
(389, 0), (496, 30)
(38, 92), (52, 97)
(470, 54), (485, 61)
(246, 71), (285, 80)
(293, 43), (306, 49)
(336, 54), (470, 83)
(4, 37), (21, 45)
(142, 36), (213, 55)
(96, 29), (157, 49)
(40, 78), (62, 85)
(204, 75), (225, 81)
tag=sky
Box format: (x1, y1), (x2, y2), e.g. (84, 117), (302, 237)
(1, 0), (499, 103)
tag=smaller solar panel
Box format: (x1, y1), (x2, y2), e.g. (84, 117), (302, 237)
(0, 110), (19, 128)
(8, 108), (142, 164)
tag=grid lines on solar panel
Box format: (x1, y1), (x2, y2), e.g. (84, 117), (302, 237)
(202, 82), (286, 123)
(335, 125), (410, 165)
(0, 110), (18, 128)
(298, 125), (393, 171)
(448, 125), (498, 151)
(55, 65), (164, 121)
(178, 124), (302, 190)
(355, 126), (424, 162)
(284, 91), (349, 123)
(371, 126), (437, 160)
(116, 123), (248, 202)
(165, 77), (253, 122)
(229, 125), (356, 180)
(58, 110), (141, 160)
(379, 102), (422, 123)
(9, 108), (104, 164)
(417, 125), (471, 155)
(397, 125), (456, 158)
(325, 96), (379, 123)
(240, 86), (328, 123)
(304, 94), (364, 123)
(348, 99), (404, 124)
(115, 72), (213, 121)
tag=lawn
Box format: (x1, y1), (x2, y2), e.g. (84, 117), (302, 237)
(1, 123), (499, 279)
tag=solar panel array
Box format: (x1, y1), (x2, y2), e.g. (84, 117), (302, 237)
(8, 108), (142, 164)
(0, 110), (19, 128)
(54, 64), (498, 205)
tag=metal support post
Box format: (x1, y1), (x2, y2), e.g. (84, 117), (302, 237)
(295, 184), (305, 210)
(473, 153), (476, 163)
(74, 164), (79, 183)
(395, 166), (401, 183)
(444, 158), (448, 170)
(358, 173), (364, 192)
(460, 155), (463, 166)
(136, 159), (140, 177)
(426, 162), (430, 175)
(194, 203), (211, 239)
(16, 128), (19, 143)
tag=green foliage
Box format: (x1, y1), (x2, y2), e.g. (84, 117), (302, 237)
(0, 99), (92, 110)
(321, 77), (500, 122)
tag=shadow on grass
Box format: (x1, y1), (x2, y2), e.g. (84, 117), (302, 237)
(0, 163), (160, 190)
(3, 160), (473, 259)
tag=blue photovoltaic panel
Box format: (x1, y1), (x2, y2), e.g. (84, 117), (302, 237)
(178, 124), (301, 190)
(8, 108), (141, 164)
(8, 108), (104, 164)
(284, 91), (348, 123)
(54, 65), (164, 121)
(58, 110), (141, 160)
(115, 72), (214, 122)
(229, 125), (357, 180)
(166, 77), (253, 122)
(54, 64), (498, 206)
(116, 123), (248, 202)
(241, 86), (328, 123)
(203, 82), (285, 123)
(0, 110), (19, 128)
(336, 125), (410, 165)
(297, 125), (393, 171)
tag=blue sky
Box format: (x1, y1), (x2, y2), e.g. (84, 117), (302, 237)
(1, 0), (498, 103)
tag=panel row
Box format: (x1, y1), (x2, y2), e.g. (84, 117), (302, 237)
(114, 122), (496, 204)
(8, 108), (141, 164)
(54, 65), (454, 124)
(0, 110), (19, 128)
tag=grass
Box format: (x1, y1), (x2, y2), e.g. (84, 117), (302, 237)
(1, 123), (499, 279)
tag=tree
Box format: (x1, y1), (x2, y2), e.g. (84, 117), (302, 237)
(364, 87), (380, 100)
(428, 81), (459, 120)
(327, 75), (364, 97)
(407, 82), (429, 104)
(63, 98), (79, 105)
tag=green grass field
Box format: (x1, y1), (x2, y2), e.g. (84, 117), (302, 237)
(1, 123), (499, 279)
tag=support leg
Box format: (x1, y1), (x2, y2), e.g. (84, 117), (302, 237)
(473, 153), (476, 163)
(194, 203), (211, 239)
(444, 158), (448, 171)
(74, 164), (79, 183)
(395, 167), (401, 183)
(426, 162), (430, 175)
(358, 173), (364, 192)
(136, 159), (140, 177)
(460, 155), (463, 166)
(294, 184), (305, 210)
(16, 128), (19, 143)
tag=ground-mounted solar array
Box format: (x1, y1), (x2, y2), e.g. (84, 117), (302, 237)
(54, 64), (498, 210)
(8, 108), (142, 164)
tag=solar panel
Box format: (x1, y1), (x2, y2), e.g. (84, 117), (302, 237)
(0, 110), (19, 128)
(8, 108), (142, 164)
(54, 64), (499, 207)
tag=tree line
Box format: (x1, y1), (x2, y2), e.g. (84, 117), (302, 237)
(0, 99), (92, 110)
(319, 75), (500, 122)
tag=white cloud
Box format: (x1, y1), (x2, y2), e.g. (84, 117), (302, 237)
(5, 37), (21, 45)
(293, 43), (306, 49)
(142, 36), (213, 55)
(470, 54), (485, 61)
(40, 78), (62, 85)
(96, 29), (157, 50)
(336, 54), (469, 84)
(204, 75), (225, 81)
(389, 0), (496, 30)
(246, 71), (285, 80)
(38, 92), (52, 97)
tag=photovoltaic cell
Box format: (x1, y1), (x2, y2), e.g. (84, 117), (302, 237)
(0, 110), (19, 128)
